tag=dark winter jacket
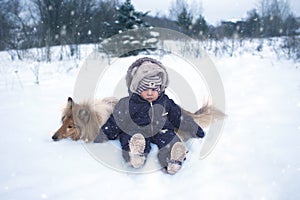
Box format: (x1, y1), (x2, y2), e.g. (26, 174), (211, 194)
(94, 57), (205, 144)
(99, 92), (205, 140)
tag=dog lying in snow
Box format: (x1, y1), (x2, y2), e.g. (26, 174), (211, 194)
(52, 97), (225, 142)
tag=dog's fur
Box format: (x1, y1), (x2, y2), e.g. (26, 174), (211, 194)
(52, 97), (225, 142)
(52, 97), (118, 142)
(178, 103), (226, 141)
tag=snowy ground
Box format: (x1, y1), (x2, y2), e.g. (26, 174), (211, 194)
(0, 42), (300, 200)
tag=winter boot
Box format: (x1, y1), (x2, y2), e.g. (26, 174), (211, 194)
(167, 142), (186, 174)
(129, 133), (146, 168)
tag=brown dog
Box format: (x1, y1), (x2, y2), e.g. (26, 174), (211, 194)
(52, 97), (225, 142)
(52, 97), (118, 142)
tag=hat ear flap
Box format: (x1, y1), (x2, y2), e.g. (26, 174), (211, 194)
(131, 67), (138, 77)
(126, 66), (138, 89)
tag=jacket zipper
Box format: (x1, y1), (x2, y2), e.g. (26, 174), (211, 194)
(150, 102), (154, 136)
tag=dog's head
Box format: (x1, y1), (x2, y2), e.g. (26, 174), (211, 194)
(52, 97), (90, 141)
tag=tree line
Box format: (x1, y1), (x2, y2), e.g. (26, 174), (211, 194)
(169, 0), (299, 39)
(0, 0), (299, 58)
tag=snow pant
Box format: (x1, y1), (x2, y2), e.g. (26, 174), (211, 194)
(120, 130), (182, 168)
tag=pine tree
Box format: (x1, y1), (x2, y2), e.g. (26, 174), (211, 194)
(192, 15), (208, 39)
(115, 0), (147, 32)
(176, 7), (193, 35)
(284, 14), (298, 36)
(245, 9), (261, 38)
(102, 0), (158, 57)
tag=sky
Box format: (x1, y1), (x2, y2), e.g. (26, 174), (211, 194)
(131, 0), (300, 25)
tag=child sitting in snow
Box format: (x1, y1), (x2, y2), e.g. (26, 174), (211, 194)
(94, 57), (205, 174)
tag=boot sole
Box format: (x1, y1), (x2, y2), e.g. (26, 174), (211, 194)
(129, 133), (146, 168)
(167, 142), (186, 174)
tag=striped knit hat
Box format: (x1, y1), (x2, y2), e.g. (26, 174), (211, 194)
(126, 57), (169, 94)
(136, 75), (162, 94)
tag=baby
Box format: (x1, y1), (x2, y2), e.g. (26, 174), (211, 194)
(94, 57), (205, 174)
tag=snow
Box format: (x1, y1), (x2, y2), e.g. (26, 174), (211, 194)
(1, 40), (300, 199)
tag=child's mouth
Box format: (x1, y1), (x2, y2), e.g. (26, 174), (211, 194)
(146, 98), (153, 102)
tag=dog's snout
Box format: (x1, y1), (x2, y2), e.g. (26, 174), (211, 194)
(52, 134), (59, 141)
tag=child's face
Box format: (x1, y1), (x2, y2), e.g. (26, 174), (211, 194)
(140, 89), (159, 103)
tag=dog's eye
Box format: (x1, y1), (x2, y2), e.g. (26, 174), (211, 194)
(67, 125), (73, 129)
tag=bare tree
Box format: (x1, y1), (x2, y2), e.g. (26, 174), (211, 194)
(169, 0), (203, 23)
(31, 0), (99, 60)
(0, 1), (13, 51)
(169, 0), (190, 20)
(259, 0), (292, 36)
(259, 0), (291, 20)
(169, 0), (194, 35)
(0, 0), (35, 60)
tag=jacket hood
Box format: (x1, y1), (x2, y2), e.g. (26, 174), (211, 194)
(126, 57), (169, 94)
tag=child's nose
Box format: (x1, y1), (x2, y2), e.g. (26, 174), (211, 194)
(147, 89), (153, 95)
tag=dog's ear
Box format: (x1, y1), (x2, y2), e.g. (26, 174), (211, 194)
(78, 109), (90, 123)
(67, 97), (74, 109)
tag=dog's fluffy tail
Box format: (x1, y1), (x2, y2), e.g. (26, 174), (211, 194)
(183, 103), (226, 128)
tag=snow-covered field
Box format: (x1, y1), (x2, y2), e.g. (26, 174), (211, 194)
(0, 41), (300, 200)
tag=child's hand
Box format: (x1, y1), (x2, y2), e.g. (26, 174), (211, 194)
(196, 127), (205, 138)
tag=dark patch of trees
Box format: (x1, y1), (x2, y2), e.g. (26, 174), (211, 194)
(0, 0), (299, 58)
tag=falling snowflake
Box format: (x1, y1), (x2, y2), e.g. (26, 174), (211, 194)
(260, 27), (264, 32)
(41, 193), (48, 199)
